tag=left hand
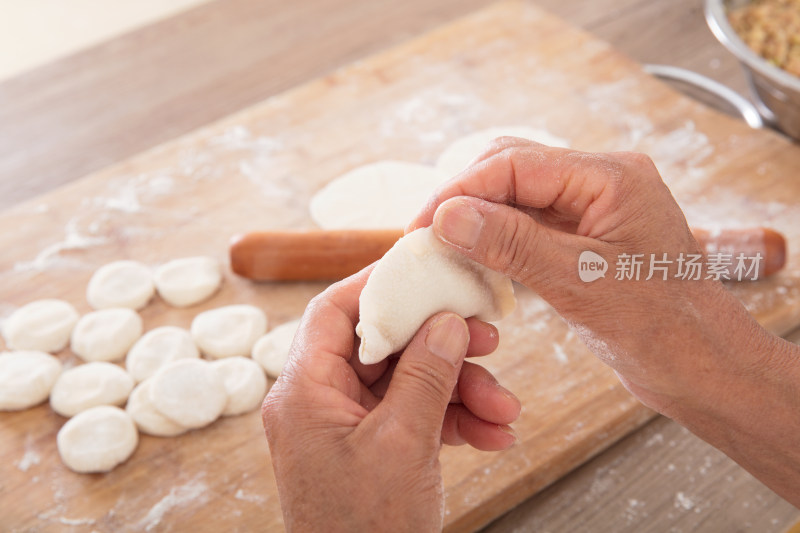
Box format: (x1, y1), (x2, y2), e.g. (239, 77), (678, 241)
(262, 267), (521, 532)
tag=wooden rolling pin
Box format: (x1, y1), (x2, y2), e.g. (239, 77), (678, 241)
(230, 227), (786, 281)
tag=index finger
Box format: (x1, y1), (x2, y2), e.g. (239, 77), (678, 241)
(292, 265), (373, 367)
(407, 144), (622, 237)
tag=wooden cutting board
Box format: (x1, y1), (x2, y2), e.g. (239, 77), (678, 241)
(3, 1), (800, 531)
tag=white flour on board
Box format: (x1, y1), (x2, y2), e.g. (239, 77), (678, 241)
(209, 125), (283, 153)
(12, 217), (108, 273)
(234, 488), (266, 504)
(15, 448), (41, 472)
(674, 491), (696, 511)
(58, 516), (96, 526)
(585, 77), (654, 149)
(138, 476), (210, 532)
(552, 342), (569, 364)
(379, 89), (482, 146)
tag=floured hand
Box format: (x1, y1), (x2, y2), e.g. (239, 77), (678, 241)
(262, 268), (520, 531)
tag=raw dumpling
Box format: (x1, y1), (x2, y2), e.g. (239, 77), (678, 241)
(356, 227), (516, 364)
(149, 359), (227, 429)
(251, 319), (300, 378)
(191, 305), (267, 359)
(86, 260), (154, 310)
(50, 362), (134, 417)
(126, 378), (188, 437)
(210, 356), (268, 416)
(57, 405), (138, 473)
(1, 299), (79, 353)
(0, 351), (63, 411)
(154, 256), (222, 307)
(125, 326), (199, 383)
(70, 308), (143, 363)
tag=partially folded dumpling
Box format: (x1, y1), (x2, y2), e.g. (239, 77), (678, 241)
(356, 227), (516, 364)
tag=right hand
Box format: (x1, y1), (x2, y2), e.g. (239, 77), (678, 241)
(409, 137), (800, 507)
(408, 138), (774, 416)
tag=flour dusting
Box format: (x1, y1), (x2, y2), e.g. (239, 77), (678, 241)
(16, 449), (41, 472)
(13, 218), (108, 273)
(674, 491), (696, 511)
(234, 488), (266, 504)
(552, 343), (569, 364)
(139, 477), (210, 531)
(58, 516), (96, 526)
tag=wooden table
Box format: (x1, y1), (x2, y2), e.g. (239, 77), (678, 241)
(1, 0), (798, 531)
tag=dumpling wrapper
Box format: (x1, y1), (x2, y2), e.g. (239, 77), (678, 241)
(436, 126), (570, 177)
(356, 227), (516, 365)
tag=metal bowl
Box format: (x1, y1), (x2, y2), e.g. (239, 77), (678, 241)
(705, 0), (800, 139)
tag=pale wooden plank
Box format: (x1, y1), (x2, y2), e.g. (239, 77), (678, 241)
(484, 415), (800, 532)
(1, 2), (800, 528)
(0, 0), (493, 210)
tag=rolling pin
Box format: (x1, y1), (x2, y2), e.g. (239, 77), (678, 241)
(230, 227), (786, 281)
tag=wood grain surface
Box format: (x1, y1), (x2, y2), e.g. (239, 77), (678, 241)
(0, 0), (493, 211)
(2, 0), (800, 531)
(2, 2), (800, 531)
(0, 0), (750, 212)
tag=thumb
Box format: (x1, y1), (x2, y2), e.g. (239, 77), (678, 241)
(432, 196), (597, 294)
(378, 313), (469, 442)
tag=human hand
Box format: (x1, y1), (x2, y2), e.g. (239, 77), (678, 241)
(408, 138), (772, 416)
(262, 268), (521, 532)
(405, 137), (800, 508)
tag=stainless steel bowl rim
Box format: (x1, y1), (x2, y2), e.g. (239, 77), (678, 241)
(704, 0), (800, 92)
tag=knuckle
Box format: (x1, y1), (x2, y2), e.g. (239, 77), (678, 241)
(487, 136), (521, 153)
(502, 145), (527, 162)
(308, 281), (339, 309)
(398, 358), (453, 406)
(303, 292), (328, 320)
(488, 211), (538, 281)
(260, 389), (283, 439)
(562, 151), (627, 194)
(260, 375), (297, 440)
(612, 151), (658, 177)
(615, 150), (652, 166)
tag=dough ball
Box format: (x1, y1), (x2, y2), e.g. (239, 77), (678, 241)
(309, 161), (449, 229)
(71, 308), (143, 362)
(126, 378), (188, 437)
(125, 326), (199, 383)
(1, 299), (79, 353)
(191, 304), (267, 359)
(251, 319), (300, 378)
(50, 362), (134, 417)
(356, 227), (516, 364)
(210, 357), (267, 416)
(436, 126), (570, 176)
(0, 351), (63, 411)
(149, 359), (227, 429)
(154, 256), (222, 307)
(57, 405), (138, 473)
(86, 260), (154, 310)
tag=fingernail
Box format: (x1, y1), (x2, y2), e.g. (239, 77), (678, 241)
(426, 315), (469, 364)
(498, 425), (520, 446)
(496, 383), (519, 405)
(437, 202), (484, 249)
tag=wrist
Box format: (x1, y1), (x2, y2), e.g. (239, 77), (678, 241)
(611, 280), (774, 414)
(636, 280), (800, 505)
(630, 279), (799, 435)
